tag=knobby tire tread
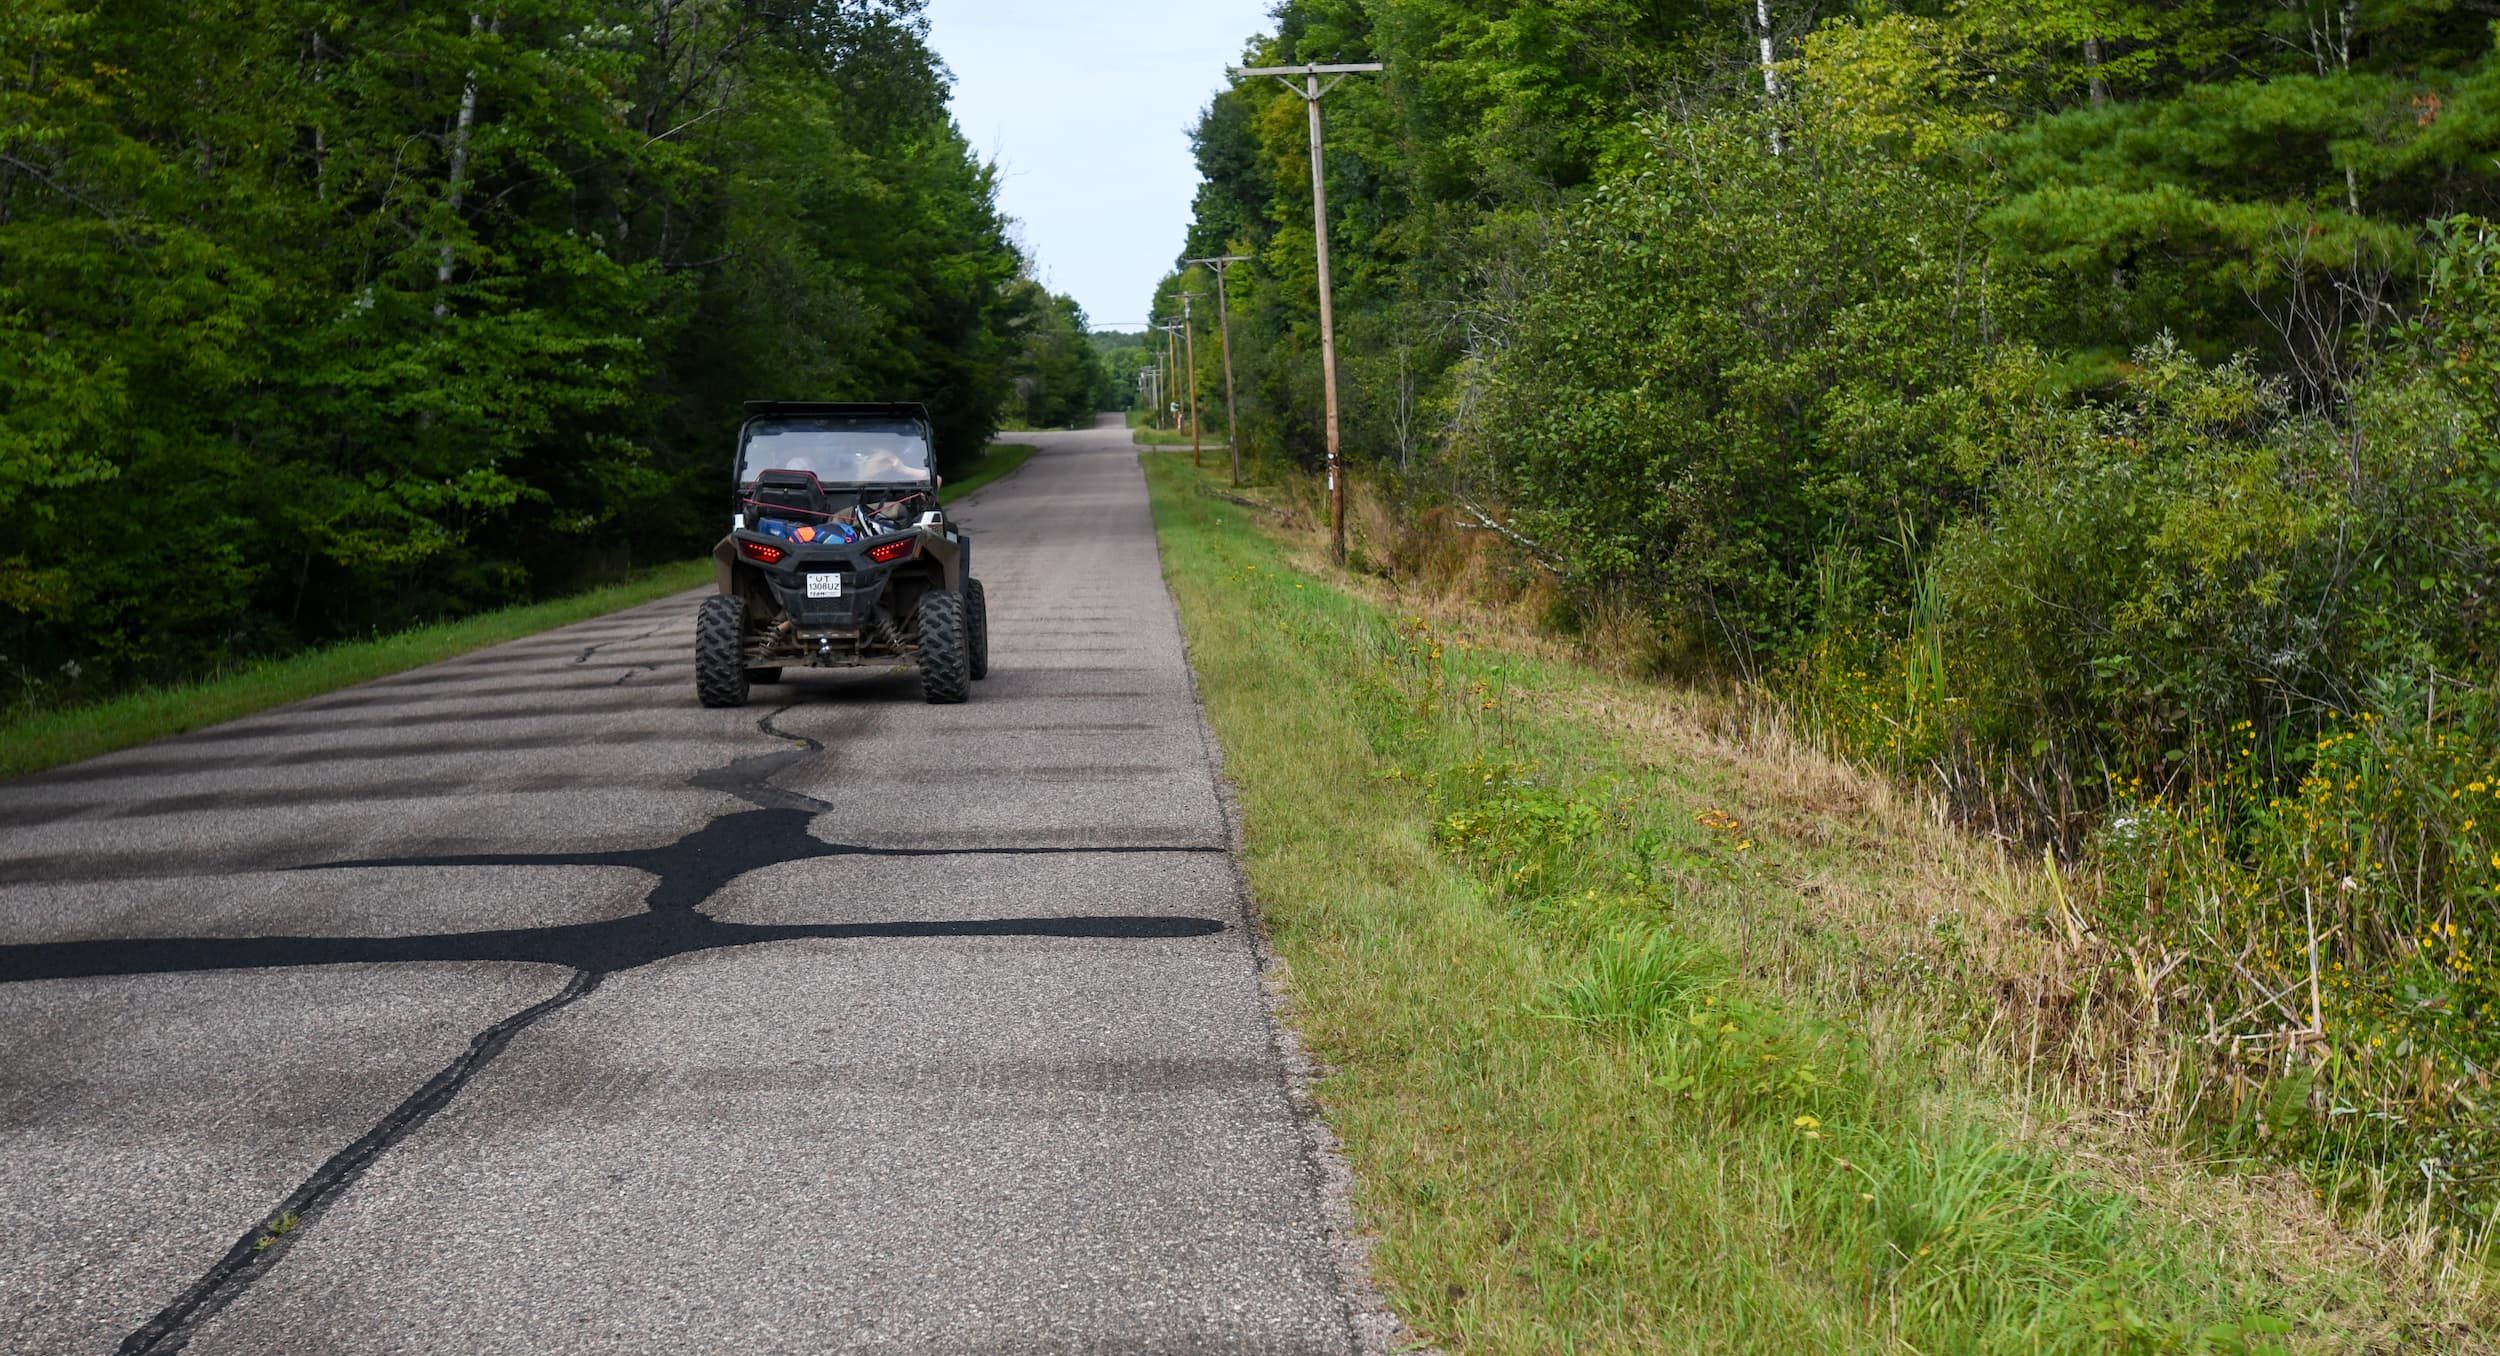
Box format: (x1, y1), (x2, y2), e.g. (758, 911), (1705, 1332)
(967, 578), (990, 681)
(917, 592), (972, 704)
(695, 595), (751, 708)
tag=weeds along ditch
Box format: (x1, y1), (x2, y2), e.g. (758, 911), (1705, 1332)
(1240, 451), (2500, 1257)
(1149, 457), (2489, 1351)
(1797, 594), (2500, 1241)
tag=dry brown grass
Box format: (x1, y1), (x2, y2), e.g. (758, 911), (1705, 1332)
(1182, 457), (2498, 1332)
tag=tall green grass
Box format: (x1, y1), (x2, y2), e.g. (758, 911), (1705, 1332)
(942, 441), (1035, 500)
(1146, 452), (2476, 1352)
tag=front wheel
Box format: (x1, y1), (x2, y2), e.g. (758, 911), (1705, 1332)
(916, 591), (972, 704)
(695, 595), (751, 708)
(967, 578), (989, 681)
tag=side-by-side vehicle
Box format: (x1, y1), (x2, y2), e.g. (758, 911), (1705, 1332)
(696, 401), (988, 707)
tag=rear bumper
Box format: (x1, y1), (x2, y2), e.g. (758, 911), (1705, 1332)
(767, 565), (889, 630)
(731, 531), (896, 630)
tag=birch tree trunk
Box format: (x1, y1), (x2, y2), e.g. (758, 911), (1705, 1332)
(2338, 0), (2360, 213)
(435, 14), (486, 315)
(1753, 0), (1784, 156)
(2083, 35), (2108, 109)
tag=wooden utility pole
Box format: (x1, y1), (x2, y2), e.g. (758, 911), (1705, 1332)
(1231, 61), (1382, 564)
(1180, 292), (1203, 468)
(1187, 253), (1252, 485)
(1159, 319), (1182, 430)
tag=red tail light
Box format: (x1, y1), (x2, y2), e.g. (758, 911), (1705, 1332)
(739, 540), (785, 565)
(865, 538), (916, 564)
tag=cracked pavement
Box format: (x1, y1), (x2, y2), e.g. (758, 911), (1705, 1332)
(0, 419), (1356, 1354)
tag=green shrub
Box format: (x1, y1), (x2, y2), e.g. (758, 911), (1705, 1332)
(1778, 329), (2500, 1228)
(1467, 111), (2034, 660)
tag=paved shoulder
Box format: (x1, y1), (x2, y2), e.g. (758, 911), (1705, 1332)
(0, 420), (1355, 1354)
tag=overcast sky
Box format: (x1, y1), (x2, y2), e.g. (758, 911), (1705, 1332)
(922, 0), (1278, 333)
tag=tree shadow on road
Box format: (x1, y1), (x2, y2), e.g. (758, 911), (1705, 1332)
(0, 804), (1223, 985)
(10, 704), (1232, 1355)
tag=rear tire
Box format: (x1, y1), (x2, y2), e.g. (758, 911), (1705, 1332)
(916, 591), (972, 704)
(695, 595), (751, 709)
(967, 578), (989, 681)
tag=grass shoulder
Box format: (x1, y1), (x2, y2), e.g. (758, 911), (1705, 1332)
(1132, 426), (1217, 449)
(1141, 451), (2492, 1353)
(1126, 408), (1220, 449)
(0, 559), (710, 781)
(942, 441), (1035, 502)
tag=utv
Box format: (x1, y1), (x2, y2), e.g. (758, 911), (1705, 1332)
(695, 401), (988, 708)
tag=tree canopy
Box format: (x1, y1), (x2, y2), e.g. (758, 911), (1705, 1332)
(2, 0), (1098, 695)
(1160, 0), (2500, 1220)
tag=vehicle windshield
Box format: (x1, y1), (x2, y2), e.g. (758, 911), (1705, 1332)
(738, 417), (933, 487)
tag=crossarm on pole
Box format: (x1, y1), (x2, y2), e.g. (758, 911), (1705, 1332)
(1231, 62), (1385, 78)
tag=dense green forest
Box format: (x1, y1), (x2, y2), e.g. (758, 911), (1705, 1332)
(1088, 329), (1152, 412)
(1000, 279), (1115, 428)
(1163, 1), (2500, 1225)
(1, 0), (1098, 702)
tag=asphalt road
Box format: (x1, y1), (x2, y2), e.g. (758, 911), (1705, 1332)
(0, 419), (1358, 1354)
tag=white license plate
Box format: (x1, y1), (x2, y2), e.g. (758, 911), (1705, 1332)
(805, 573), (843, 599)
